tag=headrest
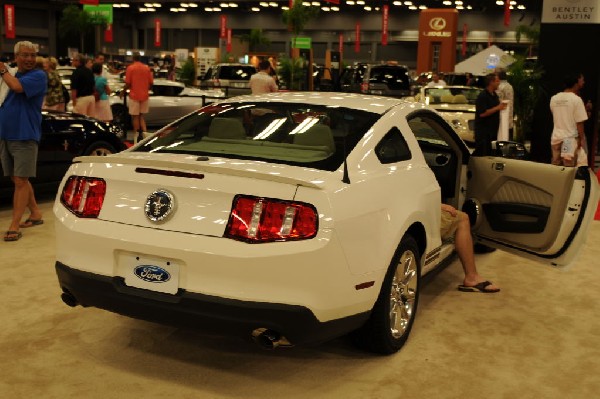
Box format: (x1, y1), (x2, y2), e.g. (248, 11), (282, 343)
(208, 117), (246, 139)
(440, 94), (455, 103)
(453, 94), (468, 104)
(293, 123), (335, 152)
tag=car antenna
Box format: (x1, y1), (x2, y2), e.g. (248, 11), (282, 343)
(342, 136), (350, 184)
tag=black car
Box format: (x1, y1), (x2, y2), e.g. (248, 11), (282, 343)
(339, 63), (412, 98)
(1, 110), (127, 198)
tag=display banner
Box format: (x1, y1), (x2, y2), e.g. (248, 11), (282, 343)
(220, 15), (227, 39)
(4, 4), (15, 39)
(504, 0), (510, 26)
(381, 5), (389, 46)
(154, 18), (161, 47)
(542, 0), (599, 24)
(80, 0), (100, 5)
(325, 0), (340, 4)
(83, 4), (113, 24)
(104, 23), (113, 43)
(355, 22), (360, 53)
(461, 23), (467, 56)
(226, 29), (232, 52)
(339, 33), (343, 53)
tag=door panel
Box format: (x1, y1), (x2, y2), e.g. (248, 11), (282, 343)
(466, 157), (599, 267)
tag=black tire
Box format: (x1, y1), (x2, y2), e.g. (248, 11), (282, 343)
(83, 140), (117, 156)
(353, 235), (421, 354)
(111, 104), (131, 131)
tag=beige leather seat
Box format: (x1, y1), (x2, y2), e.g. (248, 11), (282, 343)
(453, 94), (468, 104)
(207, 117), (246, 140)
(293, 123), (335, 153)
(440, 94), (455, 103)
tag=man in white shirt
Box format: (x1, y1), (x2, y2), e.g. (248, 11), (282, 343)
(550, 73), (588, 166)
(250, 60), (278, 94)
(426, 72), (446, 88)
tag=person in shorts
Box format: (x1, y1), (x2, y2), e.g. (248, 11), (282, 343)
(441, 204), (500, 293)
(124, 52), (153, 142)
(0, 41), (47, 242)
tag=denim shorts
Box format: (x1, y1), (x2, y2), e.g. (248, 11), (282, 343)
(0, 139), (38, 178)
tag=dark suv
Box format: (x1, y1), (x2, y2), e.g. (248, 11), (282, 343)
(201, 63), (257, 97)
(339, 63), (411, 98)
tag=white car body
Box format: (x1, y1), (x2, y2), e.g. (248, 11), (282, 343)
(54, 92), (599, 353)
(109, 79), (225, 128)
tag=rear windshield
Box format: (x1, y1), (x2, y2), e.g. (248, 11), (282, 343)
(134, 102), (380, 171)
(217, 66), (256, 80)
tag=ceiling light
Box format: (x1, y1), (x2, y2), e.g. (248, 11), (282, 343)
(364, 6), (371, 11)
(205, 7), (213, 11)
(213, 7), (221, 11)
(393, 1), (401, 5)
(302, 2), (311, 5)
(171, 7), (180, 11)
(495, 1), (503, 5)
(282, 6), (289, 10)
(180, 2), (188, 6)
(178, 8), (187, 11)
(144, 3), (153, 6)
(408, 5), (417, 10)
(357, 0), (365, 4)
(419, 5), (427, 9)
(188, 3), (198, 7)
(322, 6), (330, 11)
(404, 1), (412, 5)
(260, 2), (269, 6)
(220, 3), (229, 7)
(229, 3), (238, 7)
(121, 4), (130, 7)
(153, 3), (161, 7)
(251, 7), (260, 11)
(346, 0), (355, 4)
(270, 2), (278, 6)
(331, 6), (339, 11)
(312, 1), (321, 5)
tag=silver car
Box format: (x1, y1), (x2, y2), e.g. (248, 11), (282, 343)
(109, 79), (225, 130)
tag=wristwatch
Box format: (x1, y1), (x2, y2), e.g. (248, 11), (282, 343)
(0, 68), (7, 77)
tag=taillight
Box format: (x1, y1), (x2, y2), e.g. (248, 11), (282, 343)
(360, 82), (369, 93)
(212, 78), (221, 87)
(60, 176), (106, 218)
(225, 195), (318, 243)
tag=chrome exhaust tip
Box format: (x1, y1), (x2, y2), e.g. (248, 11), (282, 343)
(251, 328), (293, 349)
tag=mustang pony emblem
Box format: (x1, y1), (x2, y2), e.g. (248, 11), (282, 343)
(145, 189), (175, 222)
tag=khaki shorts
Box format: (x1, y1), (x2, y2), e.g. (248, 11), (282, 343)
(128, 99), (149, 115)
(0, 139), (38, 178)
(440, 210), (460, 241)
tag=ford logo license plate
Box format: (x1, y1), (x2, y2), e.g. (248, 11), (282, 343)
(134, 265), (171, 283)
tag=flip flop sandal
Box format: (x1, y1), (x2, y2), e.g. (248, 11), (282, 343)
(19, 219), (44, 228)
(457, 280), (500, 293)
(4, 231), (22, 242)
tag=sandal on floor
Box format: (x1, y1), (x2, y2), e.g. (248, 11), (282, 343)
(19, 218), (44, 228)
(4, 231), (22, 242)
(457, 281), (500, 293)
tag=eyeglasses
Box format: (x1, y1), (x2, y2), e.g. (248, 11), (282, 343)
(18, 53), (37, 59)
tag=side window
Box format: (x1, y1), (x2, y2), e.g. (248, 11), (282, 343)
(375, 127), (412, 164)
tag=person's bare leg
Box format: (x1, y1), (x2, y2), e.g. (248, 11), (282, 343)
(22, 180), (42, 222)
(132, 114), (141, 143)
(140, 115), (147, 133)
(8, 176), (31, 233)
(454, 212), (499, 290)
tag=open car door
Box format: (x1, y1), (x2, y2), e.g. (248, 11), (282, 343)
(465, 157), (599, 268)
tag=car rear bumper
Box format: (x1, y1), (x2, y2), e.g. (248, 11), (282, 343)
(56, 261), (370, 346)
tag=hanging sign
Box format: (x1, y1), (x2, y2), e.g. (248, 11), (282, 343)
(220, 15), (227, 39)
(382, 5), (389, 46)
(104, 23), (113, 43)
(4, 5), (15, 39)
(504, 0), (511, 26)
(154, 18), (161, 47)
(226, 29), (232, 52)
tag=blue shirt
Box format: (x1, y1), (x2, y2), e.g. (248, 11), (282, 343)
(94, 75), (109, 101)
(0, 68), (47, 142)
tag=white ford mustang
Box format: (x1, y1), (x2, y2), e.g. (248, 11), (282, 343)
(54, 92), (598, 354)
